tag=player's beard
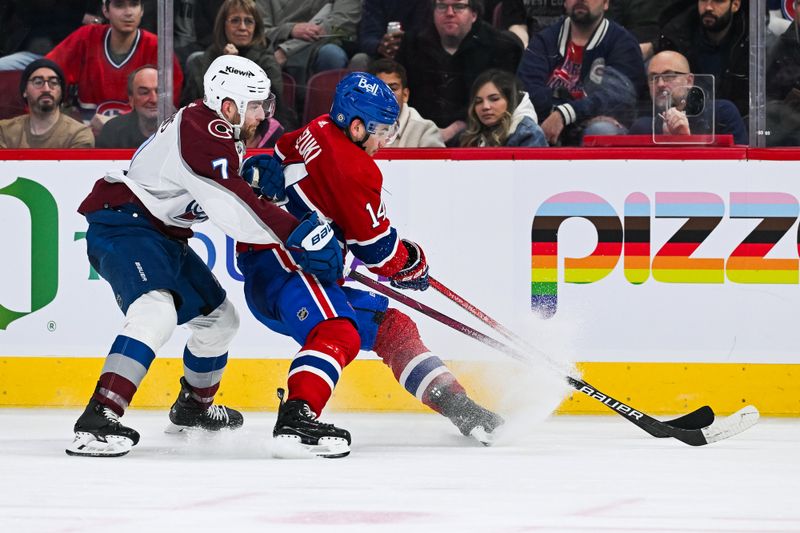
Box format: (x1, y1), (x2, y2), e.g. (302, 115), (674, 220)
(239, 121), (258, 142)
(701, 7), (733, 33)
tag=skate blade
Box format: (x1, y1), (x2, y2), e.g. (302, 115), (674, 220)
(164, 422), (243, 434)
(272, 435), (350, 459)
(164, 422), (193, 434)
(65, 432), (134, 457)
(469, 426), (497, 447)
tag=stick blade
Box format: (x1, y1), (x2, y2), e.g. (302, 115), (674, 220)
(700, 405), (760, 445)
(663, 405), (715, 431)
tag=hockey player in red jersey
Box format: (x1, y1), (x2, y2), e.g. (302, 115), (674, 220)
(237, 72), (503, 458)
(46, 0), (183, 124)
(66, 55), (342, 457)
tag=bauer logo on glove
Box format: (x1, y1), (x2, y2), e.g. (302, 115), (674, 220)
(285, 212), (343, 283)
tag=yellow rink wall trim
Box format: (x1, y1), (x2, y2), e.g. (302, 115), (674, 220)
(1, 358), (798, 415)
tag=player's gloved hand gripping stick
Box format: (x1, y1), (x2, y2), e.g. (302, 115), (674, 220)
(348, 270), (759, 447)
(389, 239), (430, 291)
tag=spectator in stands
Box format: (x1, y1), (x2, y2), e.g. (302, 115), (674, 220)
(461, 68), (547, 147)
(368, 58), (445, 148)
(0, 58), (93, 148)
(262, 0), (361, 87)
(607, 0), (684, 60)
(0, 1), (103, 71)
(396, 0), (523, 145)
(501, 0), (566, 49)
(96, 65), (158, 148)
(656, 0), (749, 118)
(355, 0), (431, 65)
(629, 50), (747, 144)
(181, 0), (293, 127)
(766, 0), (800, 146)
(46, 0), (183, 130)
(517, 0), (644, 146)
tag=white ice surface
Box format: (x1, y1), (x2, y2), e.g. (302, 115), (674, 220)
(1, 409), (798, 533)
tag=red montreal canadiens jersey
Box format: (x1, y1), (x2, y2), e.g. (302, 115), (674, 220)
(79, 101), (297, 244)
(47, 25), (183, 121)
(267, 116), (409, 276)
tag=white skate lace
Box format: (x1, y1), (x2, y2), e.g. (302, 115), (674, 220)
(102, 407), (120, 422)
(206, 405), (229, 422)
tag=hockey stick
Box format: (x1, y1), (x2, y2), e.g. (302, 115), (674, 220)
(428, 276), (714, 433)
(349, 271), (759, 446)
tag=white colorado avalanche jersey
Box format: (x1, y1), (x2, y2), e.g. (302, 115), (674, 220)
(79, 101), (297, 244)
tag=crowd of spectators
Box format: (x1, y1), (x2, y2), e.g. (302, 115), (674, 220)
(0, 0), (796, 149)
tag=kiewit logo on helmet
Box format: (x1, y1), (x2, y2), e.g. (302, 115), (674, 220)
(358, 77), (379, 95)
(225, 66), (255, 77)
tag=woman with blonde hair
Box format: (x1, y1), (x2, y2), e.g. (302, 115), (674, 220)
(181, 0), (294, 131)
(460, 69), (546, 148)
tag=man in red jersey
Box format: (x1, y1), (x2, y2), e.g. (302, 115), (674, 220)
(237, 72), (503, 459)
(46, 0), (183, 128)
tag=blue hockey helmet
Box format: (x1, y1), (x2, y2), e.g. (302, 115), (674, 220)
(330, 72), (400, 140)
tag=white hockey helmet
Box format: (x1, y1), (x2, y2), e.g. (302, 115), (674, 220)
(203, 55), (275, 139)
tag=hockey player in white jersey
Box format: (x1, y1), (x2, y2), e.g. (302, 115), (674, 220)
(66, 55), (342, 457)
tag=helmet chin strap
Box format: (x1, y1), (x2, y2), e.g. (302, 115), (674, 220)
(217, 101), (244, 140)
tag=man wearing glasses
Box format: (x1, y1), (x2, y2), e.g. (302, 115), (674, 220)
(629, 50), (746, 144)
(0, 58), (93, 148)
(397, 0), (523, 145)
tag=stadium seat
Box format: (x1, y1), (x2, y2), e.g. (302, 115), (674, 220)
(0, 70), (25, 120)
(281, 71), (296, 109)
(302, 68), (349, 124)
(493, 2), (503, 29)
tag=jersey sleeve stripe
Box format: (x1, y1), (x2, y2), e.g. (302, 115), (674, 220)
(344, 225), (393, 246)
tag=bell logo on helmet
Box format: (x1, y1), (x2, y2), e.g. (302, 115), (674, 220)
(224, 65), (255, 78)
(357, 77), (379, 95)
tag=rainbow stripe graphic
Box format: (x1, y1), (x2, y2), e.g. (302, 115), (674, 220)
(624, 192), (650, 284)
(531, 192), (622, 317)
(651, 192), (725, 283)
(727, 192), (799, 283)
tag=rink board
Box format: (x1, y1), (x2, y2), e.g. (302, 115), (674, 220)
(1, 149), (800, 414)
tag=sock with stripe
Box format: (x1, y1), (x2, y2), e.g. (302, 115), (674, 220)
(372, 308), (466, 412)
(92, 335), (156, 416)
(287, 318), (360, 415)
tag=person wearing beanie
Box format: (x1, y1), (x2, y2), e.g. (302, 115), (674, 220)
(0, 58), (93, 148)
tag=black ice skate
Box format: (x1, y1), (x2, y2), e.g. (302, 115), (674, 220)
(166, 377), (244, 433)
(272, 388), (351, 459)
(65, 399), (140, 457)
(428, 385), (504, 446)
